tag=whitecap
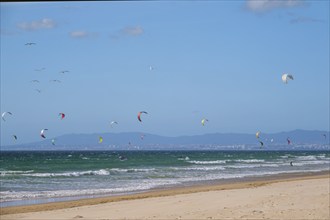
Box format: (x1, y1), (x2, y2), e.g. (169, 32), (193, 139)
(21, 169), (110, 177)
(0, 170), (34, 176)
(187, 160), (226, 165)
(233, 159), (265, 163)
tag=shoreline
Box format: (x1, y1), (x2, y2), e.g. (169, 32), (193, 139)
(1, 170), (329, 216)
(2, 169), (328, 208)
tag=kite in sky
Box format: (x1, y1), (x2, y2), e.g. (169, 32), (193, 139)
(137, 111), (148, 122)
(282, 73), (294, 84)
(110, 121), (118, 127)
(287, 137), (291, 145)
(25, 42), (36, 46)
(2, 112), (12, 121)
(40, 129), (48, 139)
(201, 118), (209, 126)
(59, 113), (65, 120)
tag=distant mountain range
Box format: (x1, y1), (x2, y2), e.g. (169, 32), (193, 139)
(1, 129), (329, 151)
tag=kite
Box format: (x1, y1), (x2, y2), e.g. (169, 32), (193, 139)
(40, 129), (48, 139)
(256, 131), (261, 139)
(25, 42), (36, 46)
(137, 111), (148, 122)
(119, 155), (127, 161)
(51, 139), (55, 145)
(201, 118), (209, 126)
(259, 141), (264, 148)
(287, 137), (291, 145)
(59, 113), (65, 120)
(2, 112), (12, 121)
(110, 121), (118, 127)
(13, 135), (17, 141)
(282, 73), (294, 84)
(99, 136), (103, 144)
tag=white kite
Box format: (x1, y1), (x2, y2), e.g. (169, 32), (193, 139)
(110, 121), (118, 127)
(201, 118), (209, 126)
(2, 112), (12, 121)
(282, 73), (294, 84)
(40, 129), (48, 139)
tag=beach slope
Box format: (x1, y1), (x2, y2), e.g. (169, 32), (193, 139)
(1, 174), (329, 219)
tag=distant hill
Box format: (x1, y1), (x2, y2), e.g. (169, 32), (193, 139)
(1, 129), (329, 151)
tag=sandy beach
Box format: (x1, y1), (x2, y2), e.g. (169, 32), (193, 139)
(1, 173), (329, 220)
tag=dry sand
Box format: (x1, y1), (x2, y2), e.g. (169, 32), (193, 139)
(1, 173), (329, 219)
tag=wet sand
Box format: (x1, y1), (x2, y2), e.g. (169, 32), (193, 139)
(1, 172), (329, 219)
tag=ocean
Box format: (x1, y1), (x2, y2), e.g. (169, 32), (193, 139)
(1, 150), (329, 207)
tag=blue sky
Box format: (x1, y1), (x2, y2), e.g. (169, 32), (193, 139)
(1, 1), (329, 146)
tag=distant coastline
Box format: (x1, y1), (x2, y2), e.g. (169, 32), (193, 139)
(2, 129), (329, 151)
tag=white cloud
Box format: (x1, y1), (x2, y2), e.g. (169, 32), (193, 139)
(245, 0), (304, 13)
(121, 26), (144, 36)
(109, 25), (144, 40)
(70, 31), (88, 38)
(69, 31), (98, 39)
(17, 18), (56, 31)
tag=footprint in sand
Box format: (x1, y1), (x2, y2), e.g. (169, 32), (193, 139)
(73, 215), (83, 219)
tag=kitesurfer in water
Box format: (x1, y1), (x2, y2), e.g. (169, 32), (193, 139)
(119, 155), (127, 161)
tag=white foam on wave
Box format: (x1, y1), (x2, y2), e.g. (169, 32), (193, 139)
(226, 164), (280, 169)
(187, 160), (226, 165)
(280, 155), (294, 159)
(177, 157), (190, 161)
(296, 155), (318, 160)
(290, 160), (330, 166)
(177, 168), (329, 184)
(0, 170), (34, 176)
(21, 169), (110, 177)
(233, 159), (265, 163)
(172, 166), (226, 171)
(0, 179), (181, 203)
(316, 154), (327, 159)
(110, 168), (156, 173)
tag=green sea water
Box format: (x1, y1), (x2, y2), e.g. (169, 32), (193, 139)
(1, 150), (329, 207)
